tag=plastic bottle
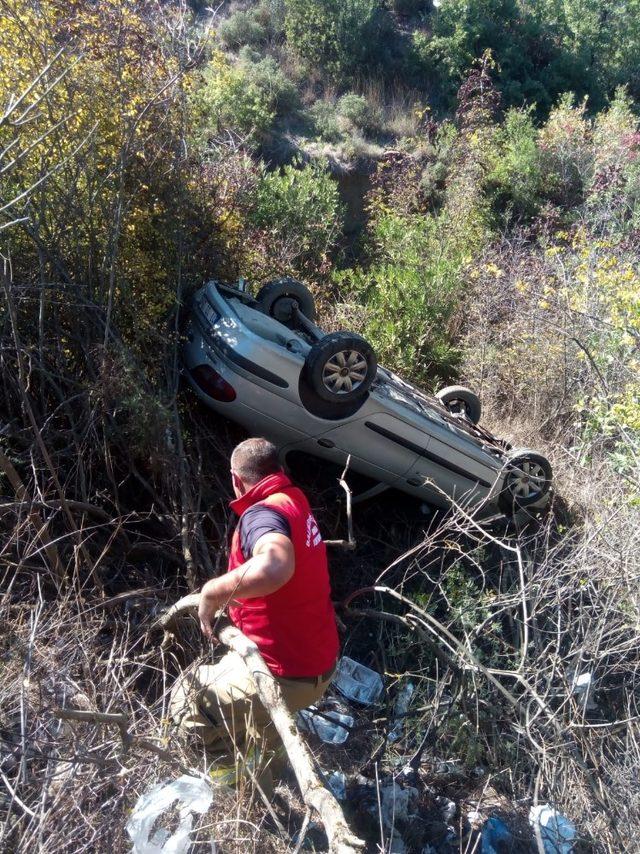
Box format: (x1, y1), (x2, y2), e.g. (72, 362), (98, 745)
(334, 656), (384, 705)
(297, 707), (353, 744)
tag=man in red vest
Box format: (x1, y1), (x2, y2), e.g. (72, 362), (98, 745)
(170, 438), (339, 782)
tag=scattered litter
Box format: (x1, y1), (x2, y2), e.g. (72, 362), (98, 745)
(326, 770), (347, 800)
(435, 760), (461, 775)
(126, 774), (213, 854)
(481, 816), (513, 853)
(389, 828), (407, 854)
(379, 781), (418, 827)
(437, 797), (456, 824)
(398, 764), (419, 785)
(297, 707), (353, 744)
(334, 656), (384, 705)
(570, 672), (597, 710)
(467, 809), (483, 826)
(388, 681), (415, 742)
(571, 672), (592, 695)
(529, 804), (576, 853)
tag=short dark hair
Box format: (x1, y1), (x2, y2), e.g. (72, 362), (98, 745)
(231, 438), (281, 485)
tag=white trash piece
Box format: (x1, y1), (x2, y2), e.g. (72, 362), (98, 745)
(297, 707), (353, 744)
(388, 681), (415, 742)
(379, 781), (418, 827)
(334, 656), (384, 705)
(529, 804), (576, 853)
(126, 774), (213, 854)
(570, 672), (597, 710)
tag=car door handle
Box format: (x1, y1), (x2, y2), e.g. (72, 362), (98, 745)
(406, 477), (422, 486)
(317, 438), (335, 448)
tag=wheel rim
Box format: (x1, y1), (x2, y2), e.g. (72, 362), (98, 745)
(506, 460), (548, 500)
(322, 349), (368, 395)
(446, 398), (467, 416)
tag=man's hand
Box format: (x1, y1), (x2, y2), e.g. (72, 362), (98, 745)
(198, 581), (223, 641)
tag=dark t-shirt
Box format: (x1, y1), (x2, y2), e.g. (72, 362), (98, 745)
(238, 505), (291, 561)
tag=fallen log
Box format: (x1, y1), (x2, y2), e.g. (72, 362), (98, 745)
(156, 594), (365, 854)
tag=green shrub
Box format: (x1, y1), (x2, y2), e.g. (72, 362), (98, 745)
(247, 160), (344, 275)
(192, 53), (299, 147)
(191, 58), (276, 144)
(237, 44), (263, 65)
(336, 210), (470, 383)
(587, 88), (640, 234)
(487, 108), (544, 220)
(284, 0), (398, 83)
(538, 94), (593, 208)
(336, 92), (378, 133)
(262, 0), (286, 34)
(242, 55), (300, 117)
(219, 10), (267, 50)
(309, 101), (341, 143)
(412, 0), (582, 113)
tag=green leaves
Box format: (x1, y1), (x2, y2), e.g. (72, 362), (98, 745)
(284, 0), (397, 84)
(247, 159), (344, 277)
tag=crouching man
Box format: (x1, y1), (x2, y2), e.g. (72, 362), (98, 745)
(170, 438), (339, 786)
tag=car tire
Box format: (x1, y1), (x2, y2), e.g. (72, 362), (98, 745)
(305, 332), (377, 404)
(256, 277), (316, 324)
(500, 450), (553, 511)
(436, 385), (482, 424)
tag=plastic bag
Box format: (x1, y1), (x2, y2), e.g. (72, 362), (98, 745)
(529, 804), (576, 853)
(481, 816), (512, 853)
(388, 681), (415, 742)
(126, 774), (213, 854)
(297, 707), (353, 744)
(326, 770), (347, 800)
(334, 657), (384, 705)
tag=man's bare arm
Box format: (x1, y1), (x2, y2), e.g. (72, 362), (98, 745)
(198, 533), (294, 638)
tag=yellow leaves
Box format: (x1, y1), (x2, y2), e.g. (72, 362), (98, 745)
(484, 262), (503, 277)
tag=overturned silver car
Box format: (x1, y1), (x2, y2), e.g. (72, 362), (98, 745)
(182, 278), (552, 517)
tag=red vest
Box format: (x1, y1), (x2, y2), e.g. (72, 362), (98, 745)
(227, 472), (339, 677)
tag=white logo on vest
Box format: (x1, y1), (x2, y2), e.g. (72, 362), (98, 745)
(305, 514), (322, 547)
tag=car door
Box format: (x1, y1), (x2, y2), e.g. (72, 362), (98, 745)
(409, 407), (500, 504)
(281, 411), (424, 489)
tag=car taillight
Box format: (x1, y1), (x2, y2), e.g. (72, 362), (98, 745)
(191, 365), (236, 402)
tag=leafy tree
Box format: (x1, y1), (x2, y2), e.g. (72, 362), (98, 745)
(408, 0), (640, 114)
(0, 0), (200, 355)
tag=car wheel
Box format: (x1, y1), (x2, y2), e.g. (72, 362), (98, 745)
(305, 332), (377, 403)
(436, 385), (482, 424)
(500, 450), (552, 510)
(256, 277), (316, 324)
